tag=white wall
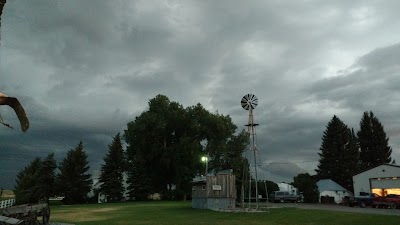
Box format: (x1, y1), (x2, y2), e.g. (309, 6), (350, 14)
(319, 190), (352, 204)
(353, 164), (400, 197)
(278, 182), (299, 195)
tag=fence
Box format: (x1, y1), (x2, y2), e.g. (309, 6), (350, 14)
(0, 198), (15, 208)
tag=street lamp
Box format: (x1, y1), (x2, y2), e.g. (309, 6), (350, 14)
(201, 156), (208, 175)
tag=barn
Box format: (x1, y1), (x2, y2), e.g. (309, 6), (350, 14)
(353, 164), (400, 197)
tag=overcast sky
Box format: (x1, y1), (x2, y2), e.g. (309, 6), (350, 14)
(1, 0), (400, 189)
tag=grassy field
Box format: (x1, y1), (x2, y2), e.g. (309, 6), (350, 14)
(0, 190), (15, 200)
(50, 201), (400, 225)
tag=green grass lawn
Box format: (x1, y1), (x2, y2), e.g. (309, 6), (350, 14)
(50, 201), (399, 225)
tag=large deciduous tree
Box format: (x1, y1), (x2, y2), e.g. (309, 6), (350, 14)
(292, 173), (319, 203)
(316, 115), (359, 190)
(99, 133), (126, 202)
(56, 141), (92, 204)
(124, 95), (249, 200)
(358, 111), (392, 170)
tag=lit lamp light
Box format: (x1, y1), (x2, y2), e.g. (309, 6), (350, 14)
(201, 156), (208, 175)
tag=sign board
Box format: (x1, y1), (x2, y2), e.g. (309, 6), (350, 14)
(212, 185), (222, 191)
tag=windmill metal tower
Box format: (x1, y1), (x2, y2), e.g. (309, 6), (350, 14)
(241, 94), (259, 209)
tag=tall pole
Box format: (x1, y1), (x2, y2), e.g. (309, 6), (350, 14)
(251, 109), (259, 209)
(241, 93), (259, 210)
(202, 156), (208, 175)
(247, 108), (259, 209)
(206, 154), (208, 175)
(248, 154), (251, 208)
(241, 164), (245, 208)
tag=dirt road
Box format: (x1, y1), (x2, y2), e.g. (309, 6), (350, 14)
(263, 202), (400, 216)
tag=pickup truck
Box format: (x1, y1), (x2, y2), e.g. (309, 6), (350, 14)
(373, 194), (400, 209)
(348, 193), (377, 208)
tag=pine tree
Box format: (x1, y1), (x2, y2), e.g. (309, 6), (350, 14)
(316, 115), (359, 190)
(358, 111), (392, 170)
(37, 153), (57, 202)
(99, 133), (126, 202)
(126, 157), (153, 200)
(14, 158), (42, 204)
(56, 141), (92, 204)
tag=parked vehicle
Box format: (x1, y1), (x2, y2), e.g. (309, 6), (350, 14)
(348, 193), (377, 208)
(373, 194), (400, 209)
(269, 191), (301, 203)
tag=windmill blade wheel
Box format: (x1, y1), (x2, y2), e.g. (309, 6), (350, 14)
(241, 94), (258, 111)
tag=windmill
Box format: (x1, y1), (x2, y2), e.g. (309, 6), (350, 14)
(241, 94), (259, 209)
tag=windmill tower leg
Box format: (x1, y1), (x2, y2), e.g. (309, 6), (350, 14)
(249, 109), (259, 209)
(240, 93), (259, 210)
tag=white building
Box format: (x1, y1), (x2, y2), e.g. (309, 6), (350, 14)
(353, 164), (400, 197)
(317, 179), (353, 204)
(277, 182), (299, 195)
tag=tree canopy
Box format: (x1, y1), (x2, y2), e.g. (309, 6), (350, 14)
(292, 173), (319, 203)
(14, 153), (57, 204)
(124, 94), (249, 200)
(56, 141), (92, 204)
(358, 111), (392, 170)
(99, 133), (126, 202)
(14, 158), (42, 204)
(315, 115), (359, 190)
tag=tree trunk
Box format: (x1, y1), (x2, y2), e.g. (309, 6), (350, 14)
(168, 183), (172, 200)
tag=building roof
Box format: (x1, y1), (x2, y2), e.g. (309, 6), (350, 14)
(353, 163), (400, 177)
(317, 179), (348, 192)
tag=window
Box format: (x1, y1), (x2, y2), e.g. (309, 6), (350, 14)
(202, 185), (205, 190)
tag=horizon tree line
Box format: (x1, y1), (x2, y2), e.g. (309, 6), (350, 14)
(13, 94), (254, 204)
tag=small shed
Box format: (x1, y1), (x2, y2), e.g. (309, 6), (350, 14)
(192, 170), (236, 210)
(317, 179), (353, 204)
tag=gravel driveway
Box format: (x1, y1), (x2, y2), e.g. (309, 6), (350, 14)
(263, 202), (400, 216)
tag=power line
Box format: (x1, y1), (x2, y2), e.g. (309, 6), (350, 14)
(262, 160), (319, 165)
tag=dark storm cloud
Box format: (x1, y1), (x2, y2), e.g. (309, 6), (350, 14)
(2, 0), (400, 188)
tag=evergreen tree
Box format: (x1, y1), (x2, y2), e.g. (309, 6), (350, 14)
(358, 111), (392, 170)
(126, 156), (153, 200)
(14, 158), (42, 204)
(37, 153), (57, 202)
(316, 115), (359, 190)
(56, 141), (92, 204)
(99, 133), (126, 202)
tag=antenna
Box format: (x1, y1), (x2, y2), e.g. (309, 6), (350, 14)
(241, 94), (259, 209)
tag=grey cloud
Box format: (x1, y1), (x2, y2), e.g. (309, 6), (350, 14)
(2, 0), (400, 188)
(259, 161), (308, 183)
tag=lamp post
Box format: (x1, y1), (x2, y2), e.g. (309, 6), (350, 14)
(201, 156), (208, 175)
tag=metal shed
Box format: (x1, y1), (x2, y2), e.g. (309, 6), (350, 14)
(192, 170), (236, 210)
(353, 164), (400, 197)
